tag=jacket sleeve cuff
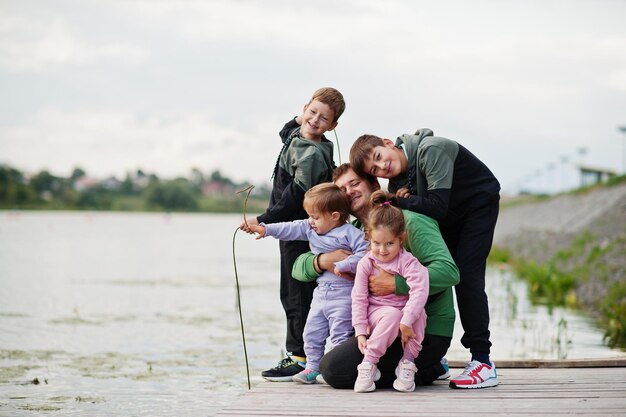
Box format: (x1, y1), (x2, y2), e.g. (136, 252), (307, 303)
(354, 324), (368, 336)
(395, 274), (410, 295)
(291, 252), (320, 282)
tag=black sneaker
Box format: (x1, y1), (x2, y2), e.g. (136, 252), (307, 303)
(261, 356), (306, 381)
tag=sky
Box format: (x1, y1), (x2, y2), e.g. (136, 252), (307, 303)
(1, 0), (626, 195)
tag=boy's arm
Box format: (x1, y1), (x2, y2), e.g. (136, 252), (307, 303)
(391, 141), (455, 219)
(396, 189), (451, 220)
(257, 181), (306, 224)
(279, 117), (300, 141)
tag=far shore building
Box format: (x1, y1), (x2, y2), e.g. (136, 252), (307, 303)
(578, 164), (617, 188)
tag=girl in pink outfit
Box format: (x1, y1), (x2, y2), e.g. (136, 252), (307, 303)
(352, 190), (429, 393)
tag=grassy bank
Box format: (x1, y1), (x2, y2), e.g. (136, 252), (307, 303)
(490, 181), (626, 349)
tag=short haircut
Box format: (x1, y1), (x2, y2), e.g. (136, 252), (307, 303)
(332, 163), (379, 189)
(310, 87), (345, 123)
(366, 189), (405, 240)
(303, 182), (351, 223)
(349, 134), (386, 177)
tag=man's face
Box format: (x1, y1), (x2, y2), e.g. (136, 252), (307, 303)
(334, 168), (374, 215)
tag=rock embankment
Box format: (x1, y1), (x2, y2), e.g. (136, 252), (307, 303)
(493, 182), (626, 316)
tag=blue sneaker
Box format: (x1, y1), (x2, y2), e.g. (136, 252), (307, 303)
(437, 357), (450, 380)
(292, 368), (320, 384)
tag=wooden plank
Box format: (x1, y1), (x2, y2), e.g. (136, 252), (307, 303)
(215, 367), (626, 417)
(447, 358), (626, 368)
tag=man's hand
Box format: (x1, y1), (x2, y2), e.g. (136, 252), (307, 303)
(368, 264), (395, 296)
(317, 249), (352, 271)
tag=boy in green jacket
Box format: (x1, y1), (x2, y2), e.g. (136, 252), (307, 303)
(350, 130), (500, 389)
(240, 88), (345, 381)
(292, 164), (459, 388)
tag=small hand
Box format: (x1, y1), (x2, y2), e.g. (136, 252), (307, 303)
(357, 335), (367, 354)
(400, 323), (416, 348)
(396, 187), (411, 199)
(333, 267), (355, 281)
(239, 217), (259, 234)
(249, 224), (266, 239)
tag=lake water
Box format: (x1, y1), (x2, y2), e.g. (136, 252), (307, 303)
(1, 211), (624, 416)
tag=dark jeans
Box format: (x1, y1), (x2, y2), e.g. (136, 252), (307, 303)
(440, 197), (499, 355)
(279, 240), (315, 358)
(319, 334), (451, 389)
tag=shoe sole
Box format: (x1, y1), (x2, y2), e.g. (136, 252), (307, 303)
(354, 383), (376, 393)
(449, 377), (499, 389)
(393, 381), (415, 392)
(262, 375), (295, 382)
(437, 371), (450, 380)
(293, 377), (318, 384)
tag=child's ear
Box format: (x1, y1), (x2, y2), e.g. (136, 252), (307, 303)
(329, 121), (338, 131)
(400, 231), (407, 245)
(331, 211), (341, 221)
(383, 138), (395, 148)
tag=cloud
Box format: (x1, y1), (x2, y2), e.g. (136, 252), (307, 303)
(0, 15), (149, 72)
(0, 108), (279, 183)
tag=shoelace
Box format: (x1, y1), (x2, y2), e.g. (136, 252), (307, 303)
(460, 360), (483, 376)
(277, 357), (295, 368)
(358, 366), (373, 379)
(399, 366), (413, 380)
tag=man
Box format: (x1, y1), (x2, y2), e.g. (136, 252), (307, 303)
(292, 164), (459, 388)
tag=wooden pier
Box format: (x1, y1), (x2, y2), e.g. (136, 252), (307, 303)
(216, 360), (626, 417)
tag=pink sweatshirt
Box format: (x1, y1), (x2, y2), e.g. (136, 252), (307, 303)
(352, 248), (429, 337)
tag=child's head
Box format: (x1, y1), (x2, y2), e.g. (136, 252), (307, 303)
(310, 87), (345, 123)
(366, 190), (406, 262)
(349, 134), (407, 179)
(299, 88), (345, 142)
(303, 182), (351, 235)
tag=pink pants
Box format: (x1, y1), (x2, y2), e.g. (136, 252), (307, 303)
(363, 305), (426, 364)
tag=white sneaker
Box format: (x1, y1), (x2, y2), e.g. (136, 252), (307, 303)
(315, 373), (326, 384)
(354, 361), (381, 393)
(393, 359), (417, 392)
(437, 357), (450, 380)
(449, 360), (498, 389)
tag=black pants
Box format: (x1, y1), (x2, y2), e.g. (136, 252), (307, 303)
(319, 334), (451, 389)
(279, 240), (315, 358)
(440, 197), (499, 355)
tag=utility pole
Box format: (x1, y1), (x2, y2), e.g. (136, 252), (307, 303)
(619, 126), (626, 174)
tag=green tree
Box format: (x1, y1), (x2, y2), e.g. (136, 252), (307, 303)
(144, 179), (198, 211)
(30, 170), (58, 194)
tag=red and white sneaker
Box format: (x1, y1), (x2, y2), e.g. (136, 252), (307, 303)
(449, 360), (498, 389)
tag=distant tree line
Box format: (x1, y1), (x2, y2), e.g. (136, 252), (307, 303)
(0, 165), (270, 213)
